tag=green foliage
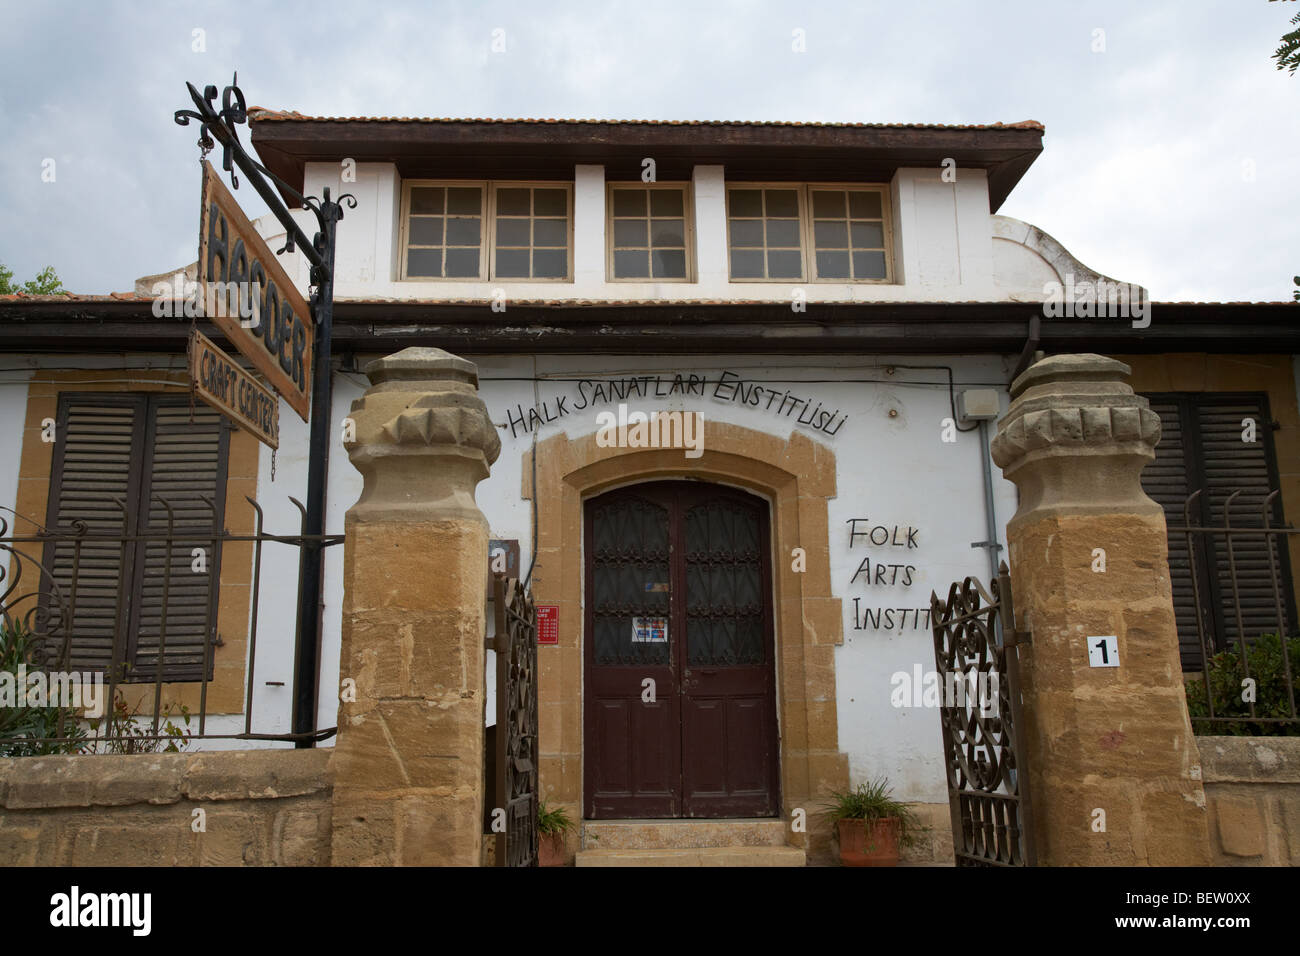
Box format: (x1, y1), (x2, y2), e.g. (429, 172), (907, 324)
(1186, 632), (1300, 736)
(85, 690), (193, 754)
(820, 777), (922, 847)
(1275, 11), (1300, 76)
(537, 797), (575, 836)
(1293, 276), (1299, 303)
(0, 620), (86, 756)
(0, 263), (65, 295)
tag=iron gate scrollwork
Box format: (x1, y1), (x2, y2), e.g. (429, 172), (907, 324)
(491, 574), (539, 867)
(930, 561), (1036, 866)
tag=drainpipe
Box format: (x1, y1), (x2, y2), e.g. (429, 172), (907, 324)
(976, 418), (1002, 585)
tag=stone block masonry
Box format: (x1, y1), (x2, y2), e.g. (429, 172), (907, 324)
(0, 749), (332, 866)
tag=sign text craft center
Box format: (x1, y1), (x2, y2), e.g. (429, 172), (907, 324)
(194, 159), (313, 425)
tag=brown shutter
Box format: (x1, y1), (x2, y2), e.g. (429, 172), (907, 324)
(42, 394), (228, 681)
(1195, 397), (1291, 650)
(130, 400), (229, 682)
(1141, 393), (1294, 670)
(42, 396), (147, 672)
(1140, 398), (1205, 668)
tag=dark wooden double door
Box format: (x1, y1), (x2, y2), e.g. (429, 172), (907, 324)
(583, 481), (780, 819)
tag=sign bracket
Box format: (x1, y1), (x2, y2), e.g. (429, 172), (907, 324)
(176, 74), (353, 747)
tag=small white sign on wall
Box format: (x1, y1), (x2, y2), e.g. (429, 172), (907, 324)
(1088, 635), (1119, 668)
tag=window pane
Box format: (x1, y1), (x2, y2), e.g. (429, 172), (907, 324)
(533, 189), (568, 216)
(650, 219), (684, 247)
(850, 221), (885, 248)
(728, 189), (763, 218)
(614, 219), (648, 248)
(729, 249), (764, 279)
(533, 218), (567, 247)
(612, 189), (647, 217)
(767, 250), (802, 278)
(848, 191), (883, 219)
(447, 187), (481, 215)
(764, 190), (799, 218)
(407, 249), (442, 277)
(765, 219), (800, 247)
(445, 248), (480, 277)
(730, 219), (764, 248)
(496, 188), (531, 216)
(853, 250), (887, 279)
(651, 249), (686, 278)
(445, 217), (481, 246)
(533, 248), (567, 278)
(816, 250), (851, 278)
(650, 190), (684, 217)
(496, 248), (530, 277)
(812, 191), (845, 219)
(813, 220), (848, 249)
(409, 217), (443, 246)
(496, 218), (530, 246)
(614, 249), (649, 278)
(410, 187), (443, 215)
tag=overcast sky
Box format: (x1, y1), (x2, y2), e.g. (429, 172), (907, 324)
(1, 0), (1296, 300)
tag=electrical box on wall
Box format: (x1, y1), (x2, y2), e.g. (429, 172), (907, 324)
(958, 389), (1001, 423)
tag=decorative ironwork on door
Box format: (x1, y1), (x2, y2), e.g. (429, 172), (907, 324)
(491, 573), (539, 867)
(930, 562), (1036, 866)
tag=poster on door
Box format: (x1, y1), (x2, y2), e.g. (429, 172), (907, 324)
(631, 616), (668, 643)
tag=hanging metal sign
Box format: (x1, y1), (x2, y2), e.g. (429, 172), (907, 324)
(188, 328), (280, 449)
(197, 159), (312, 421)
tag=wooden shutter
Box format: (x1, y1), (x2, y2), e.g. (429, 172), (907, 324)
(129, 400), (228, 681)
(42, 396), (146, 672)
(1194, 397), (1291, 650)
(43, 394), (228, 681)
(1141, 393), (1294, 670)
(1140, 397), (1206, 668)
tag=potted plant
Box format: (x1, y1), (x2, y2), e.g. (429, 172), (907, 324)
(821, 778), (921, 867)
(537, 798), (575, 866)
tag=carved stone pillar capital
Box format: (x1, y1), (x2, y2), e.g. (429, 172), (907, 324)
(344, 347), (501, 523)
(991, 353), (1163, 524)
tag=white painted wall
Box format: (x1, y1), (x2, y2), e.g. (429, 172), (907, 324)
(313, 352), (1014, 802)
(286, 161), (1061, 304)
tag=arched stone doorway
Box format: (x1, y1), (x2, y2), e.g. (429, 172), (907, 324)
(524, 422), (850, 859)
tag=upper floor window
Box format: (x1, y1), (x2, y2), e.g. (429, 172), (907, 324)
(726, 184), (892, 283)
(401, 181), (573, 281)
(607, 184), (692, 281)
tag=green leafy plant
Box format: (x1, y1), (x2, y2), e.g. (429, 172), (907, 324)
(86, 691), (194, 754)
(1185, 632), (1300, 736)
(0, 619), (86, 756)
(0, 263), (65, 295)
(821, 777), (922, 847)
(537, 797), (575, 837)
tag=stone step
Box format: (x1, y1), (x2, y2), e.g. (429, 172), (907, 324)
(575, 846), (806, 867)
(582, 818), (787, 850)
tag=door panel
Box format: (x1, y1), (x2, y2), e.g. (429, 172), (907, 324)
(584, 481), (779, 819)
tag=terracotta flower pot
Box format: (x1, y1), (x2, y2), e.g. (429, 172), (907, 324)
(837, 817), (902, 867)
(538, 831), (568, 867)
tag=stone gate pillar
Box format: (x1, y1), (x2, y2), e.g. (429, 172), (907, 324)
(990, 354), (1211, 865)
(330, 347), (500, 866)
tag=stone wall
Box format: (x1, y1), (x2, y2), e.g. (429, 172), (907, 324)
(1199, 735), (1300, 866)
(0, 749), (332, 866)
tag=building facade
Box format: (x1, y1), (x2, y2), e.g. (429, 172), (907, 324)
(2, 116), (1298, 863)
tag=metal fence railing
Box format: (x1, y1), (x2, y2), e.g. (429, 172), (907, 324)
(0, 497), (340, 755)
(1171, 489), (1300, 734)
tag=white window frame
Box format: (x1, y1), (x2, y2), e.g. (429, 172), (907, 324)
(604, 182), (695, 283)
(399, 180), (575, 282)
(805, 183), (894, 284)
(724, 182), (894, 284)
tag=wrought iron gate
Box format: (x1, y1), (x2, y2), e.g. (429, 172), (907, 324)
(490, 573), (539, 867)
(930, 562), (1036, 866)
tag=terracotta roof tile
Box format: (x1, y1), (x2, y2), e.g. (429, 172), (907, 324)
(246, 110), (1045, 132)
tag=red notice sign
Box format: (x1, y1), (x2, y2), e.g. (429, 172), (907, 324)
(537, 605), (559, 645)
